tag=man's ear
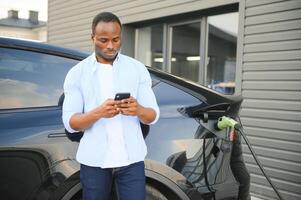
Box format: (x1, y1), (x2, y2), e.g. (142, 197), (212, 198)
(91, 33), (94, 41)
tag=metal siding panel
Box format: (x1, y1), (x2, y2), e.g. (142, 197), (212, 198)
(50, 0), (161, 23)
(240, 117), (300, 134)
(242, 90), (301, 101)
(242, 80), (301, 90)
(121, 0), (239, 23)
(244, 40), (301, 53)
(48, 29), (91, 41)
(246, 163), (301, 184)
(49, 0), (105, 7)
(246, 0), (301, 16)
(117, 0), (194, 16)
(243, 154), (301, 174)
(49, 33), (90, 44)
(246, 164), (301, 200)
(48, 18), (92, 33)
(244, 60), (301, 71)
(243, 50), (301, 62)
(249, 173), (301, 198)
(243, 146), (301, 164)
(243, 71), (301, 81)
(50, 0), (133, 19)
(251, 182), (301, 200)
(50, 0), (103, 18)
(243, 126), (301, 143)
(48, 23), (91, 35)
(246, 0), (286, 7)
(242, 99), (301, 111)
(246, 160), (301, 200)
(242, 136), (301, 153)
(244, 29), (301, 44)
(245, 9), (301, 26)
(240, 108), (301, 123)
(60, 40), (92, 48)
(48, 0), (93, 49)
(245, 19), (301, 35)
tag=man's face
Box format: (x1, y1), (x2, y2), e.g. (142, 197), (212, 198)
(91, 21), (122, 64)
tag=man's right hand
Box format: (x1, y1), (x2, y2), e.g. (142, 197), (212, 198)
(69, 99), (119, 131)
(95, 99), (119, 118)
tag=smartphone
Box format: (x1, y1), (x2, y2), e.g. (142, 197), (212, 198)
(114, 92), (130, 100)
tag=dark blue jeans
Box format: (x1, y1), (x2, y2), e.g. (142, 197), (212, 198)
(80, 161), (145, 200)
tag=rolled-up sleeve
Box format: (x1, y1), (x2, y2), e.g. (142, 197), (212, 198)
(137, 65), (160, 124)
(62, 67), (84, 133)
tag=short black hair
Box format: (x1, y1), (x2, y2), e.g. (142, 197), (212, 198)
(92, 12), (122, 34)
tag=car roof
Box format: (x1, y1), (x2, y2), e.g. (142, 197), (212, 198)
(0, 37), (89, 60)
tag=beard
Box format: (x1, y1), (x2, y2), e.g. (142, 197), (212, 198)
(95, 47), (119, 63)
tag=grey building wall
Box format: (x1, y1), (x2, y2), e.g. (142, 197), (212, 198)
(239, 0), (301, 199)
(48, 0), (238, 52)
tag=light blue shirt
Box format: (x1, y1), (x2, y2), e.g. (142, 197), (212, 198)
(62, 53), (160, 168)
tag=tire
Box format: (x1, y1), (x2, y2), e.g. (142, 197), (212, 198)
(60, 183), (168, 200)
(93, 183), (168, 200)
(146, 184), (168, 200)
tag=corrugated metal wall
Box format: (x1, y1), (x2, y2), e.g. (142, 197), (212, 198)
(240, 0), (301, 199)
(48, 0), (237, 51)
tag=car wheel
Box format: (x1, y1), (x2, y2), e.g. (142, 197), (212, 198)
(60, 183), (168, 200)
(110, 183), (168, 200)
(146, 184), (168, 200)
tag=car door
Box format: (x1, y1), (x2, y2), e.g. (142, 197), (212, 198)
(0, 47), (80, 200)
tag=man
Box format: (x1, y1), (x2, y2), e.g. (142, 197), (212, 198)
(62, 12), (159, 200)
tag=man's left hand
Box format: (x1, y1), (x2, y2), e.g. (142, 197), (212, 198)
(116, 96), (156, 124)
(116, 96), (141, 116)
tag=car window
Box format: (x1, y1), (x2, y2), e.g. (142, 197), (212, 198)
(150, 73), (161, 88)
(153, 80), (201, 108)
(0, 48), (79, 109)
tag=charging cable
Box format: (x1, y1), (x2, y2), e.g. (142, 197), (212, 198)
(217, 116), (284, 200)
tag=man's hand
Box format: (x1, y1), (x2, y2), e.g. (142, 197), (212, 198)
(69, 99), (119, 131)
(116, 96), (156, 124)
(116, 96), (139, 116)
(96, 99), (119, 118)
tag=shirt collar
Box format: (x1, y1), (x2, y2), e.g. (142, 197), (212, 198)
(91, 52), (121, 74)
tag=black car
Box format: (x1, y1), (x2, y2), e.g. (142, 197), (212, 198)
(0, 37), (242, 200)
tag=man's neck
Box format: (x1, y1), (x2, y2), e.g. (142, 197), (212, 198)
(95, 54), (118, 65)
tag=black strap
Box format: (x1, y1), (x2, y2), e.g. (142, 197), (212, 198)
(65, 122), (150, 142)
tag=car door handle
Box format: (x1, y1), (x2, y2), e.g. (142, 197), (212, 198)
(48, 129), (66, 138)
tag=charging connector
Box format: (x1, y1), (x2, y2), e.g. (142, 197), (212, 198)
(216, 116), (283, 200)
(217, 116), (238, 129)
